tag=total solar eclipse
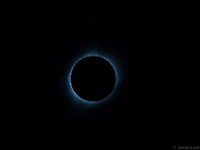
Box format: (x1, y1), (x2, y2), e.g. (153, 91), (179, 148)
(70, 56), (116, 103)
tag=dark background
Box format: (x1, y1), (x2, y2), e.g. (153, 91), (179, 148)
(2, 1), (199, 150)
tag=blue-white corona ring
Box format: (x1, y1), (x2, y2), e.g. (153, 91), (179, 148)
(65, 50), (121, 107)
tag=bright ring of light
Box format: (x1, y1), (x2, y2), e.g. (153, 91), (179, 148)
(65, 52), (121, 107)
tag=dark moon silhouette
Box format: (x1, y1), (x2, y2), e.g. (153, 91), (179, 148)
(70, 56), (116, 102)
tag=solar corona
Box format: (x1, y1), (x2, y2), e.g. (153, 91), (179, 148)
(65, 51), (121, 107)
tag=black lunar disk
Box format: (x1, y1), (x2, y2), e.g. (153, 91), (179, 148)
(70, 56), (116, 102)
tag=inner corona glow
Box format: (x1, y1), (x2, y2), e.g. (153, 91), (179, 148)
(66, 52), (120, 106)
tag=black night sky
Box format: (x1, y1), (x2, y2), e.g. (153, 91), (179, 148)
(2, 1), (199, 150)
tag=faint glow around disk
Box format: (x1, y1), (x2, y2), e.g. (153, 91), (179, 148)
(66, 51), (121, 106)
